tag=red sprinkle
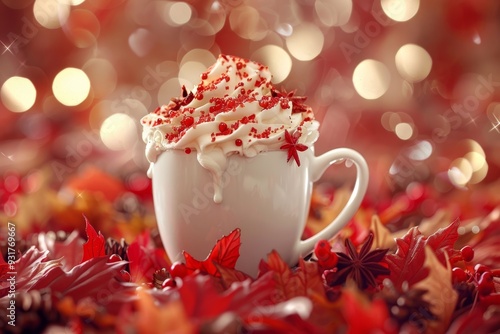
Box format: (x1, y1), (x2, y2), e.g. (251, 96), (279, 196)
(184, 148), (191, 154)
(219, 122), (228, 132)
(181, 116), (194, 127)
(235, 139), (242, 146)
(201, 73), (208, 80)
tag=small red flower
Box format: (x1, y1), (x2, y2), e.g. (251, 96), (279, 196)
(280, 130), (308, 166)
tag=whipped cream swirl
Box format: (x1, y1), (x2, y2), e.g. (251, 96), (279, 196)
(141, 54), (319, 202)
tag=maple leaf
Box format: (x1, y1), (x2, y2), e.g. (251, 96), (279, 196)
(214, 262), (252, 290)
(386, 219), (460, 290)
(183, 228), (241, 277)
(325, 232), (390, 290)
(280, 130), (308, 166)
(258, 251), (327, 304)
(413, 247), (458, 334)
(81, 217), (106, 263)
(127, 230), (170, 284)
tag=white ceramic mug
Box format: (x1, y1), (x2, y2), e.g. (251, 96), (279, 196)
(151, 147), (368, 276)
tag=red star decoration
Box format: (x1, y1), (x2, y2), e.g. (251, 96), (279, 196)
(280, 130), (308, 166)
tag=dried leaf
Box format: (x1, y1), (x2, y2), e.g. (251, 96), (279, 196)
(369, 215), (395, 250)
(413, 247), (458, 334)
(184, 228), (241, 277)
(81, 217), (106, 262)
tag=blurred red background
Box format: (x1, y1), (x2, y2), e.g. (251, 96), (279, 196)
(1, 0), (500, 234)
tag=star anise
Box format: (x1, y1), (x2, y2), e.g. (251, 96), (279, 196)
(280, 130), (308, 166)
(271, 87), (309, 113)
(325, 232), (390, 290)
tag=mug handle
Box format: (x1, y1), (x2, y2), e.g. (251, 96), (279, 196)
(293, 148), (369, 258)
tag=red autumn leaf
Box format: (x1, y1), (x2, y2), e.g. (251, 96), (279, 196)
(183, 228), (241, 277)
(81, 217), (106, 263)
(214, 262), (252, 290)
(385, 227), (429, 289)
(386, 220), (460, 289)
(426, 219), (460, 264)
(30, 256), (131, 314)
(127, 230), (170, 284)
(0, 247), (63, 297)
(37, 230), (84, 270)
(258, 251), (326, 304)
(341, 288), (397, 334)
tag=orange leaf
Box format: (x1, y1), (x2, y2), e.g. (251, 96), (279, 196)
(413, 247), (458, 334)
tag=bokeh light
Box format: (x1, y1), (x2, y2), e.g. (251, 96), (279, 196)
(252, 45), (292, 84)
(448, 157), (473, 188)
(179, 61), (209, 88)
(1, 76), (37, 113)
(395, 44), (432, 82)
(128, 28), (154, 57)
(447, 140), (488, 187)
(60, 0), (86, 5)
(352, 59), (391, 99)
(169, 2), (192, 26)
(52, 68), (91, 106)
(33, 0), (70, 29)
(63, 9), (101, 48)
(395, 122), (413, 140)
(229, 5), (267, 41)
(314, 0), (352, 27)
(381, 0), (420, 22)
(82, 58), (117, 99)
(100, 113), (138, 151)
(286, 23), (325, 61)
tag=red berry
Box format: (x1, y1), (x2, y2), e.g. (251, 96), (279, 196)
(119, 270), (131, 282)
(452, 267), (468, 284)
(460, 245), (474, 262)
(235, 139), (243, 146)
(314, 240), (331, 259)
(162, 278), (176, 289)
(478, 272), (495, 296)
(170, 262), (188, 278)
(219, 122), (228, 132)
(474, 264), (490, 277)
(108, 254), (122, 263)
(314, 240), (338, 270)
(184, 148), (191, 154)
